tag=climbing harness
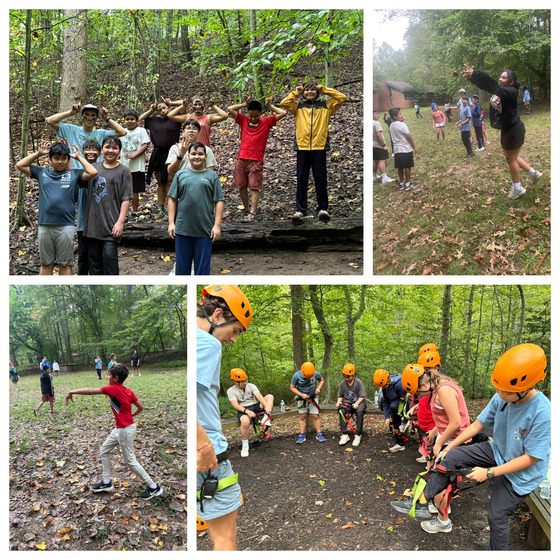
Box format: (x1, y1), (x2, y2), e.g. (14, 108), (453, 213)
(197, 452), (239, 513)
(338, 403), (357, 434)
(251, 410), (273, 440)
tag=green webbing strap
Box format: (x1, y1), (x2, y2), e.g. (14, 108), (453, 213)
(196, 473), (239, 500)
(408, 471), (429, 519)
(398, 397), (407, 417)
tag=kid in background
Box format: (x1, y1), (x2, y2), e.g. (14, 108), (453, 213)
(431, 104), (446, 144)
(34, 363), (55, 416)
(388, 108), (418, 191)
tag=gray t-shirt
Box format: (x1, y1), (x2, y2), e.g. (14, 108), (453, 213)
(168, 168), (224, 238)
(373, 120), (385, 149)
(84, 162), (133, 241)
(338, 377), (366, 403)
(226, 382), (260, 408)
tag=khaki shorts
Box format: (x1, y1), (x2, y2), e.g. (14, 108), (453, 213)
(38, 225), (75, 266)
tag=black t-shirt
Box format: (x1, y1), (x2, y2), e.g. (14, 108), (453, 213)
(144, 117), (181, 148)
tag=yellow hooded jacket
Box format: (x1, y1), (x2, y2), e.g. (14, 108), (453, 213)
(280, 86), (347, 151)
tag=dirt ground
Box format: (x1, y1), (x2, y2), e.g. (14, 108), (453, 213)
(197, 412), (538, 551)
(116, 246), (363, 276)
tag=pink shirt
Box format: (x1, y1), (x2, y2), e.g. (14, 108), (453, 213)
(431, 380), (471, 442)
(191, 114), (211, 147)
(433, 110), (445, 124)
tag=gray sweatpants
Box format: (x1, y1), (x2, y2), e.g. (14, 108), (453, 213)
(100, 424), (154, 487)
(424, 441), (529, 550)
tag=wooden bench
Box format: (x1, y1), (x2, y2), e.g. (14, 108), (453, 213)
(525, 488), (550, 549)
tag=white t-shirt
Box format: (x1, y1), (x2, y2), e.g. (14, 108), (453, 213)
(389, 121), (413, 154)
(166, 143), (217, 170)
(120, 126), (150, 173)
(373, 120), (385, 149)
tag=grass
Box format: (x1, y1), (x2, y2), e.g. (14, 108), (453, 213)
(373, 106), (550, 275)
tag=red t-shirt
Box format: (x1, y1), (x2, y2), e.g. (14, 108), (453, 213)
(190, 114), (211, 147)
(101, 384), (138, 428)
(236, 113), (276, 162)
(417, 395), (435, 431)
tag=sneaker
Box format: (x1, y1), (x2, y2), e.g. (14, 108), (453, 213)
(399, 421), (410, 433)
(241, 444), (249, 458)
(390, 498), (432, 519)
(296, 433), (306, 444)
(389, 443), (405, 453)
(92, 480), (114, 493)
(244, 213), (255, 221)
(339, 434), (350, 446)
(421, 516), (452, 534)
(507, 185), (526, 200)
(130, 212), (140, 223)
(398, 183), (406, 191)
(156, 208), (166, 220)
(316, 432), (326, 442)
(374, 174), (382, 183)
(381, 176), (395, 184)
(318, 210), (330, 221)
(428, 502), (451, 514)
(416, 456), (428, 463)
(352, 434), (362, 447)
(404, 183), (419, 191)
(139, 485), (163, 500)
(466, 153), (475, 158)
(531, 170), (543, 184)
(292, 211), (304, 223)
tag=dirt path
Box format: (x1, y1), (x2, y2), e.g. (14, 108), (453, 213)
(197, 413), (537, 551)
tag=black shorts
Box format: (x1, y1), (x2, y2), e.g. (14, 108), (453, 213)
(394, 152), (414, 169)
(237, 402), (262, 420)
(373, 147), (389, 161)
(500, 120), (525, 151)
(131, 171), (146, 194)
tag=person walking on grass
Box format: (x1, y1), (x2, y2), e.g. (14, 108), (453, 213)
(462, 65), (543, 200)
(65, 363), (163, 500)
(34, 364), (55, 416)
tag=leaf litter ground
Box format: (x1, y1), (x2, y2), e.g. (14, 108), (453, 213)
(198, 411), (536, 551)
(9, 368), (186, 551)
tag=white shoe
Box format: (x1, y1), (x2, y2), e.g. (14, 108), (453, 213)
(381, 176), (395, 184)
(507, 185), (526, 200)
(428, 502), (451, 514)
(416, 455), (428, 463)
(389, 443), (405, 453)
(241, 444), (249, 458)
(339, 434), (350, 446)
(374, 174), (381, 183)
(292, 211), (304, 222)
(318, 210), (330, 221)
(531, 170), (543, 184)
(352, 435), (362, 447)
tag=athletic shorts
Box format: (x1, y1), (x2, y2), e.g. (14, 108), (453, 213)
(500, 120), (525, 151)
(297, 396), (320, 415)
(394, 152), (414, 169)
(38, 224), (75, 266)
(372, 147), (389, 161)
(41, 393), (55, 403)
(435, 122), (445, 128)
(131, 171), (146, 194)
(196, 459), (242, 521)
(232, 158), (263, 191)
(237, 402), (262, 420)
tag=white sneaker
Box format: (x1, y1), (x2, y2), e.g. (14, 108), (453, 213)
(381, 176), (395, 184)
(374, 174), (382, 183)
(416, 455), (428, 463)
(318, 210), (330, 221)
(389, 443), (405, 453)
(507, 185), (526, 200)
(352, 434), (362, 447)
(428, 502), (451, 514)
(531, 170), (543, 184)
(292, 211), (304, 222)
(339, 434), (350, 446)
(241, 444), (249, 457)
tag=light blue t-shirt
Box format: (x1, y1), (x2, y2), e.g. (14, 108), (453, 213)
(290, 370), (323, 396)
(460, 105), (472, 131)
(523, 90), (531, 102)
(197, 327), (228, 455)
(56, 123), (115, 231)
(477, 391), (550, 495)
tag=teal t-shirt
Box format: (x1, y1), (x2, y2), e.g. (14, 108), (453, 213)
(290, 370), (323, 397)
(477, 391), (550, 495)
(168, 168), (224, 238)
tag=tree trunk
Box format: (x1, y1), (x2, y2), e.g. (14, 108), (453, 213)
(180, 10), (192, 62)
(59, 9), (87, 110)
(463, 286), (475, 387)
(290, 285), (304, 371)
(308, 286), (333, 400)
(516, 285), (526, 345)
(343, 285), (366, 361)
(439, 285), (452, 365)
(494, 286), (505, 354)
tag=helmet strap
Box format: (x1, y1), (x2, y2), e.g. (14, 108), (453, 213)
(202, 307), (238, 336)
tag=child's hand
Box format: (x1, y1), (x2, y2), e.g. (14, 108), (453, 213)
(296, 85), (303, 95)
(112, 220), (124, 238)
(65, 392), (73, 406)
(161, 96), (171, 106)
(210, 225), (221, 242)
(243, 94), (251, 105)
(70, 102), (82, 115)
(265, 97), (272, 108)
(462, 64), (474, 80)
(124, 153), (134, 160)
(208, 99), (216, 107)
(69, 144), (80, 159)
(316, 84), (324, 94)
(466, 466), (488, 483)
(99, 106), (109, 121)
(38, 141), (51, 157)
(168, 223), (176, 239)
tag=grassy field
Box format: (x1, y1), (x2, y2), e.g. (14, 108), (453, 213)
(373, 106), (550, 275)
(9, 365), (187, 551)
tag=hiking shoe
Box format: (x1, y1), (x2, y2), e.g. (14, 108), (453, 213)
(296, 433), (306, 444)
(428, 502), (451, 514)
(139, 485), (163, 500)
(318, 210), (330, 221)
(507, 185), (526, 200)
(244, 212), (255, 221)
(92, 480), (114, 493)
(241, 444), (249, 458)
(292, 211), (304, 223)
(390, 498), (431, 519)
(531, 170), (543, 184)
(339, 434), (351, 446)
(352, 435), (362, 447)
(316, 432), (326, 442)
(389, 443), (405, 453)
(421, 516), (452, 534)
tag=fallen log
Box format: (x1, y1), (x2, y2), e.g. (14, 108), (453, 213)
(121, 217), (363, 252)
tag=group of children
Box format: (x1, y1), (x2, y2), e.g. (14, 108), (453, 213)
(15, 81), (348, 275)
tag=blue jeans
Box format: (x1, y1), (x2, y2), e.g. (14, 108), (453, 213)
(175, 234), (213, 275)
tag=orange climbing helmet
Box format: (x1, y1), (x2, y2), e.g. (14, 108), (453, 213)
(197, 515), (207, 531)
(418, 350), (441, 368)
(401, 364), (426, 395)
(230, 368), (248, 382)
(201, 285), (253, 331)
(491, 343), (547, 392)
(342, 363), (356, 376)
(419, 343), (437, 356)
(373, 369), (389, 388)
(301, 362), (316, 379)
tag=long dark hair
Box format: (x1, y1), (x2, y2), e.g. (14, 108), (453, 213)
(500, 69), (520, 89)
